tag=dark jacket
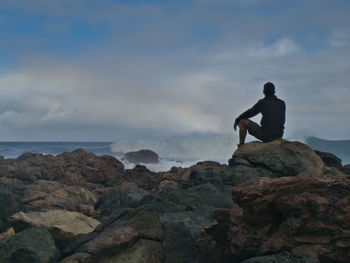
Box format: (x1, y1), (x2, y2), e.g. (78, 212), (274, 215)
(235, 95), (286, 139)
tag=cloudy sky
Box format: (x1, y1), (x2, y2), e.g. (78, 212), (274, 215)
(0, 0), (349, 141)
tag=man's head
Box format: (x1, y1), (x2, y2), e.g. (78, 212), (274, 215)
(263, 82), (275, 96)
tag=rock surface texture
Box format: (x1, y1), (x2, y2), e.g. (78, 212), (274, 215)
(227, 140), (325, 182)
(0, 140), (349, 262)
(9, 210), (101, 249)
(0, 227), (60, 263)
(200, 176), (350, 262)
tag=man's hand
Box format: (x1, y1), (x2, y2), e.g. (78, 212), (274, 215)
(233, 122), (238, 131)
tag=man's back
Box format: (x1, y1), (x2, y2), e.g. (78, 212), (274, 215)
(258, 95), (285, 139)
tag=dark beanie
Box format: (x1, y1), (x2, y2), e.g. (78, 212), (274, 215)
(263, 82), (275, 96)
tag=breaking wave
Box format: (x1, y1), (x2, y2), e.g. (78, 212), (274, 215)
(110, 133), (236, 161)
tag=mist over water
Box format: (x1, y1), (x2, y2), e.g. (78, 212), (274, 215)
(306, 137), (350, 165)
(110, 133), (236, 161)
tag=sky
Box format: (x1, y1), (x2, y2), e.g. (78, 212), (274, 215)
(0, 0), (349, 141)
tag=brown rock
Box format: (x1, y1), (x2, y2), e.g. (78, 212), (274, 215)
(162, 166), (191, 181)
(200, 177), (350, 262)
(2, 149), (125, 192)
(0, 227), (15, 243)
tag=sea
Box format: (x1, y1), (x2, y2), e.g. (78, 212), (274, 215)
(0, 135), (349, 172)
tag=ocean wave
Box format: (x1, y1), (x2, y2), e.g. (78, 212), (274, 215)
(120, 158), (203, 172)
(110, 133), (236, 161)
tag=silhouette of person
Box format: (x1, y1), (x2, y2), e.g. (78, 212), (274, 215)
(234, 82), (285, 147)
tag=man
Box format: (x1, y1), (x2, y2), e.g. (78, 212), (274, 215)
(233, 82), (285, 147)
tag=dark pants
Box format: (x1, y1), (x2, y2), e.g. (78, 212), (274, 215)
(247, 120), (282, 142)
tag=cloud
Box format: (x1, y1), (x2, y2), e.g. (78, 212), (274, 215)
(331, 28), (350, 47)
(0, 0), (349, 141)
(249, 38), (300, 57)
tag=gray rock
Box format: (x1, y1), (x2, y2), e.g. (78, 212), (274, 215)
(78, 209), (163, 259)
(0, 227), (60, 263)
(98, 239), (164, 263)
(228, 140), (325, 178)
(315, 150), (343, 169)
(342, 164), (350, 174)
(0, 184), (23, 232)
(223, 164), (276, 186)
(123, 149), (159, 164)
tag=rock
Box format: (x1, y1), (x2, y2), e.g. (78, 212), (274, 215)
(60, 252), (92, 263)
(16, 152), (46, 162)
(98, 239), (164, 263)
(77, 209), (163, 259)
(162, 220), (203, 263)
(154, 163), (234, 263)
(123, 149), (159, 164)
(315, 150), (343, 169)
(241, 251), (319, 263)
(200, 176), (350, 262)
(95, 182), (151, 216)
(223, 164), (276, 186)
(9, 210), (100, 249)
(124, 165), (162, 190)
(0, 184), (23, 232)
(0, 227), (60, 263)
(342, 164), (350, 174)
(58, 209), (164, 262)
(23, 180), (97, 216)
(5, 149), (125, 191)
(0, 228), (15, 243)
(323, 166), (345, 179)
(227, 140), (325, 183)
(62, 239), (164, 263)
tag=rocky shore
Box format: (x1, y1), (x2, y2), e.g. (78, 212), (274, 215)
(1, 139), (350, 262)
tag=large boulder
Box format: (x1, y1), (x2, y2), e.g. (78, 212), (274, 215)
(23, 180), (97, 216)
(9, 210), (100, 249)
(226, 140), (325, 186)
(200, 176), (350, 262)
(123, 149), (159, 164)
(0, 227), (60, 263)
(63, 209), (163, 262)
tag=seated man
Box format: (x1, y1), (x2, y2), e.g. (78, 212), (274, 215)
(233, 82), (286, 147)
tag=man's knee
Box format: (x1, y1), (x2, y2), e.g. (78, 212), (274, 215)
(238, 119), (249, 129)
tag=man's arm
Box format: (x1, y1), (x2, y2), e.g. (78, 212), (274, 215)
(234, 101), (262, 126)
